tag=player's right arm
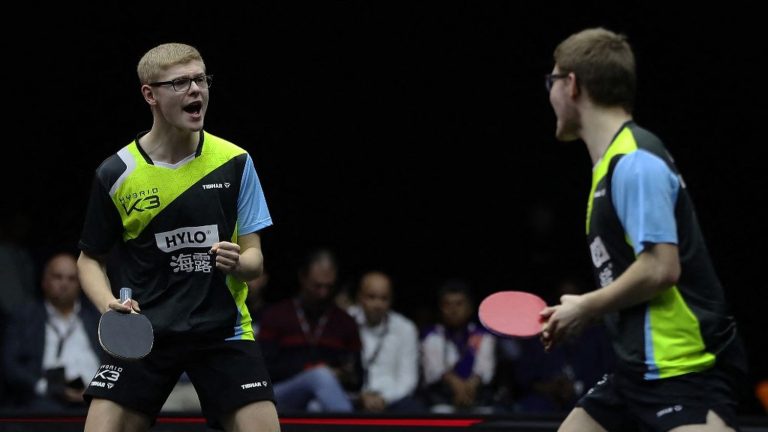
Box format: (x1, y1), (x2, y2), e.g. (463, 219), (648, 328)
(77, 252), (134, 314)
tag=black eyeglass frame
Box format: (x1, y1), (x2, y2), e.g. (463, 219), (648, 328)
(545, 73), (569, 92)
(149, 74), (213, 92)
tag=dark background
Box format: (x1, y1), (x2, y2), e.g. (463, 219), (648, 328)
(3, 2), (765, 414)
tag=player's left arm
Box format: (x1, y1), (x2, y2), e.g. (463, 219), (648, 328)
(211, 233), (264, 281)
(211, 153), (271, 281)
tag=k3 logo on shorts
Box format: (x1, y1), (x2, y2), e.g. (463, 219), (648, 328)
(90, 365), (123, 389)
(94, 365), (122, 382)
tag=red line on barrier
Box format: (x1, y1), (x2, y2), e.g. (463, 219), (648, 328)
(280, 418), (483, 427)
(0, 418), (86, 423)
(0, 416), (484, 427)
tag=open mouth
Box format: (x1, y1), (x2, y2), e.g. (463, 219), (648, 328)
(183, 101), (203, 115)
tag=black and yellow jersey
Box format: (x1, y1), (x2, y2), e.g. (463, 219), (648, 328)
(587, 121), (739, 380)
(79, 131), (272, 341)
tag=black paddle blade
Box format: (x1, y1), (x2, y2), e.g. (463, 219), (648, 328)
(98, 311), (154, 360)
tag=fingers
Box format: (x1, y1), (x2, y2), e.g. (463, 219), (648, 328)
(540, 307), (559, 351)
(110, 298), (141, 313)
(210, 241), (241, 272)
(129, 299), (141, 313)
(109, 299), (132, 313)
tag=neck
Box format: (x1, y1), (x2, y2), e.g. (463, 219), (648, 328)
(51, 301), (75, 317)
(366, 315), (386, 327)
(298, 295), (329, 314)
(579, 104), (632, 165)
(140, 125), (199, 164)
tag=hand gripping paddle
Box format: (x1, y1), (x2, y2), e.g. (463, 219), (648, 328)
(98, 287), (154, 360)
(478, 291), (547, 338)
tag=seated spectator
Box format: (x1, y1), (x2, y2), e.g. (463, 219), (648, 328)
(347, 271), (423, 412)
(421, 279), (496, 413)
(2, 252), (101, 412)
(258, 248), (362, 412)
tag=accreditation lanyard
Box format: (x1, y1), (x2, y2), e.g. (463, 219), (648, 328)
(362, 316), (389, 387)
(293, 299), (329, 345)
(46, 318), (77, 360)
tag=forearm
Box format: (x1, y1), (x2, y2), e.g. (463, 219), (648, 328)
(583, 243), (680, 316)
(226, 232), (264, 282)
(231, 245), (264, 282)
(77, 252), (115, 313)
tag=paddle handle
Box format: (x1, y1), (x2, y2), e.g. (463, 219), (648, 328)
(120, 287), (132, 304)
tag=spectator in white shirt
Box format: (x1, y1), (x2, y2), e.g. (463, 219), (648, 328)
(420, 279), (496, 413)
(347, 271), (424, 412)
(2, 252), (101, 412)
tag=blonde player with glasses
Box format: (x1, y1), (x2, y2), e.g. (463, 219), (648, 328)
(78, 42), (279, 432)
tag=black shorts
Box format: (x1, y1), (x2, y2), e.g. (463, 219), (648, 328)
(85, 335), (274, 425)
(577, 366), (740, 432)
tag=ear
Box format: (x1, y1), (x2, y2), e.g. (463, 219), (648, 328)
(567, 72), (580, 99)
(141, 84), (157, 106)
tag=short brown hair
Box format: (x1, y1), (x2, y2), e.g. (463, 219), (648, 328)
(554, 28), (635, 112)
(137, 43), (205, 84)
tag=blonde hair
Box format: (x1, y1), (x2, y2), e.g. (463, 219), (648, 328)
(137, 43), (205, 84)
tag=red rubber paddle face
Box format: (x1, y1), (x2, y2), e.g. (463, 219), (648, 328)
(478, 291), (547, 338)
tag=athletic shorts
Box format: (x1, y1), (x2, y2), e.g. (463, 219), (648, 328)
(577, 365), (740, 432)
(85, 335), (274, 426)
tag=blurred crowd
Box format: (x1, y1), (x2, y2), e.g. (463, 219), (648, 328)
(1, 218), (765, 417)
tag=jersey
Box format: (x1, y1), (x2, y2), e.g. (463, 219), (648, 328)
(586, 121), (739, 380)
(79, 131), (272, 341)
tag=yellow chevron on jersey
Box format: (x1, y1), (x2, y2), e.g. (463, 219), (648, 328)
(110, 133), (246, 241)
(586, 126), (636, 234)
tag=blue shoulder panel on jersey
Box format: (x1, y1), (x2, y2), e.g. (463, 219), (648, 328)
(237, 154), (273, 235)
(611, 149), (680, 255)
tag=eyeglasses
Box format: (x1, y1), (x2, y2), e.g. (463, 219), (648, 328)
(149, 74), (213, 92)
(545, 73), (569, 92)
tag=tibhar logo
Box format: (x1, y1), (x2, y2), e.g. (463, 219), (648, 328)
(119, 188), (161, 215)
(241, 381), (269, 390)
(203, 182), (232, 190)
(155, 225), (219, 252)
(657, 405), (683, 417)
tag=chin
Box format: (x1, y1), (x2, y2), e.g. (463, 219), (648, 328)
(555, 122), (580, 142)
(555, 130), (580, 142)
(187, 121), (205, 132)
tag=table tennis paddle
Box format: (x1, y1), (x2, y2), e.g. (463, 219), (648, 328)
(98, 287), (154, 360)
(478, 291), (547, 338)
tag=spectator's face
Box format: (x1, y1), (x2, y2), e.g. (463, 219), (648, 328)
(42, 255), (80, 309)
(358, 273), (392, 326)
(300, 259), (337, 303)
(440, 292), (472, 329)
